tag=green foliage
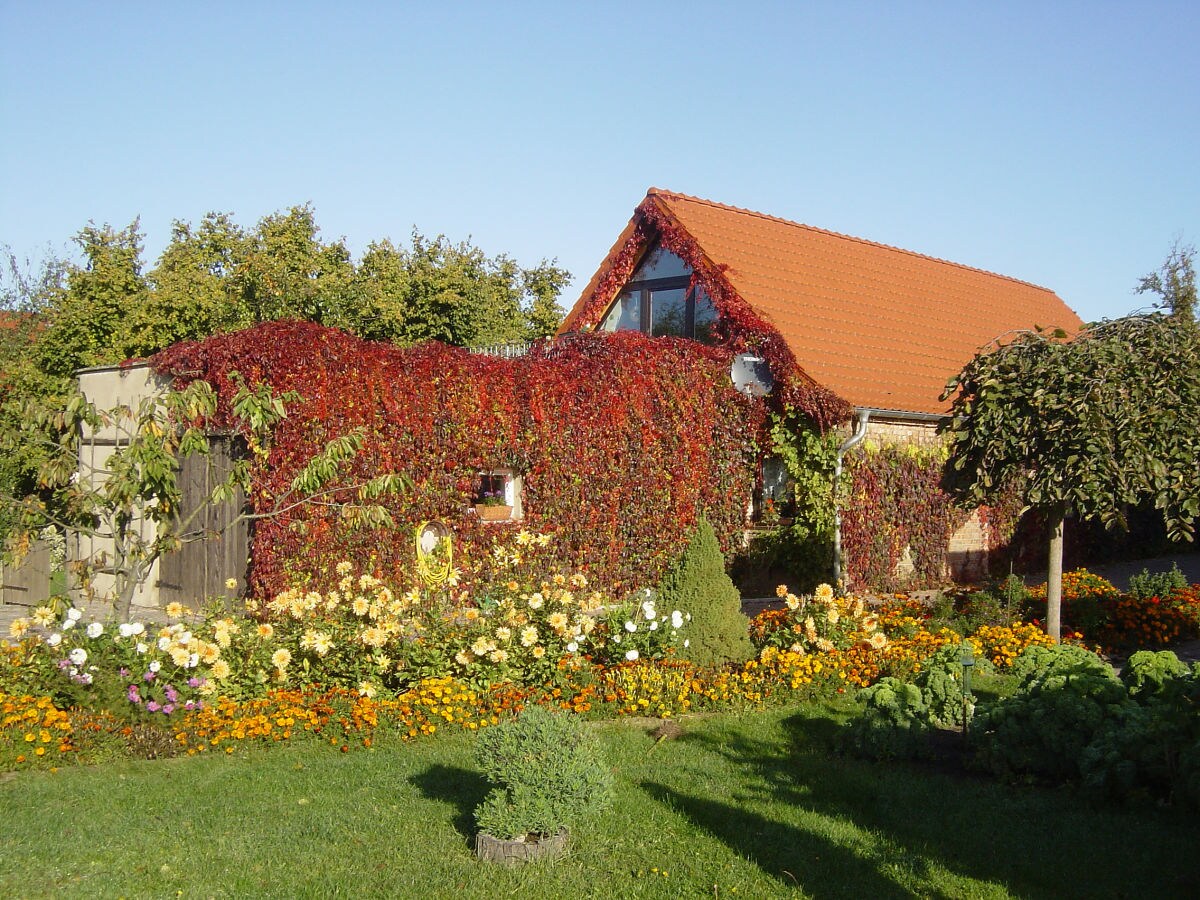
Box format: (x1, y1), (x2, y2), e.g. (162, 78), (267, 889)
(843, 644), (983, 760)
(994, 572), (1032, 608)
(919, 644), (983, 730)
(473, 705), (613, 840)
(35, 222), (149, 377)
(657, 519), (754, 668)
(934, 575), (1033, 635)
(972, 644), (1128, 782)
(843, 676), (931, 760)
(590, 589), (687, 667)
(1136, 239), (1197, 323)
(1127, 564), (1189, 601)
(743, 412), (839, 590)
(1119, 649), (1190, 700)
(350, 230), (569, 348)
(943, 314), (1200, 541)
(1007, 642), (1113, 685)
(1081, 651), (1200, 806)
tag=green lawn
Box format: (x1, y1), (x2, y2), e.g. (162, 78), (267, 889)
(2, 700), (1198, 898)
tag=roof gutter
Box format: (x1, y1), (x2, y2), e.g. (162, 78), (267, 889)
(854, 406), (947, 424)
(832, 408), (871, 588)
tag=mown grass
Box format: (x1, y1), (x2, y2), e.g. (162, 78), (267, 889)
(2, 699), (1198, 898)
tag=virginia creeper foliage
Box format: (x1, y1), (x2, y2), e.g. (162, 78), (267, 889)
(151, 321), (760, 598)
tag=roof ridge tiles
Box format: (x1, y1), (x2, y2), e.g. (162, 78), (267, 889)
(645, 187), (1057, 296)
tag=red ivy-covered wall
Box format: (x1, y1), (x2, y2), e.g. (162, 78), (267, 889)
(151, 321), (761, 599)
(839, 446), (971, 590)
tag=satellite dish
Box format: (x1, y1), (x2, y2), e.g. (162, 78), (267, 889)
(731, 353), (774, 397)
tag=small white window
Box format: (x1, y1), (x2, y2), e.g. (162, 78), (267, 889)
(473, 469), (523, 522)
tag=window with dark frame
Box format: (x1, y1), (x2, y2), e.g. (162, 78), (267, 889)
(600, 244), (718, 343)
(474, 472), (509, 506)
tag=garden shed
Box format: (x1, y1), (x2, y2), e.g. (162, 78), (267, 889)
(561, 188), (1085, 580)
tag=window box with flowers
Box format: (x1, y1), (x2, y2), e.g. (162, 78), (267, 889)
(474, 470), (522, 522)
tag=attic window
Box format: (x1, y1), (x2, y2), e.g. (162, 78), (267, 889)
(600, 244), (717, 343)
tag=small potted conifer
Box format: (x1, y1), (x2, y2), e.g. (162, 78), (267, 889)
(473, 705), (613, 865)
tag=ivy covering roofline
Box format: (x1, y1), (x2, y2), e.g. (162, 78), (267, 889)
(569, 195), (853, 432)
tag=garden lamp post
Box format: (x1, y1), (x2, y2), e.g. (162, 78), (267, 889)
(960, 639), (975, 734)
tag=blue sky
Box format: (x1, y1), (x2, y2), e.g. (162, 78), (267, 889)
(2, 1), (1197, 323)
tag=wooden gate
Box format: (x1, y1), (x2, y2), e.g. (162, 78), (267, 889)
(157, 437), (249, 605)
(1, 540), (54, 609)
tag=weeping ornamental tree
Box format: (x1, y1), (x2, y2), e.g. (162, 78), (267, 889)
(940, 247), (1200, 640)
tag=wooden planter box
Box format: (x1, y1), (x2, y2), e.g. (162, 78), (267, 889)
(475, 504), (514, 522)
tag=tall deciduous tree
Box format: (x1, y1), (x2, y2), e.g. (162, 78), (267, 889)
(36, 223), (148, 376)
(1, 245), (70, 537)
(941, 251), (1200, 640)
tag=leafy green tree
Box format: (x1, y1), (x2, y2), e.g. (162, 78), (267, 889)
(521, 262), (572, 341)
(132, 213), (251, 354)
(232, 205), (357, 326)
(344, 239), (413, 343)
(1, 245), (72, 536)
(942, 256), (1200, 639)
(36, 222), (148, 376)
(1137, 239), (1196, 323)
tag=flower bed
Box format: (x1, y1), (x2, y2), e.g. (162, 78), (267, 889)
(1026, 569), (1200, 650)
(4, 549), (1197, 773)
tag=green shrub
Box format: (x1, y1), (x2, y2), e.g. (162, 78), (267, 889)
(1007, 642), (1111, 686)
(473, 705), (613, 840)
(1127, 564), (1189, 601)
(843, 646), (985, 759)
(1081, 652), (1200, 807)
(994, 573), (1032, 608)
(1120, 649), (1191, 700)
(843, 677), (932, 760)
(925, 576), (1029, 636)
(972, 644), (1127, 782)
(919, 644), (986, 730)
(657, 518), (754, 668)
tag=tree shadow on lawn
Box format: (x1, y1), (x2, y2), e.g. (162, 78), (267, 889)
(651, 708), (1200, 898)
(409, 764), (491, 846)
(640, 780), (923, 899)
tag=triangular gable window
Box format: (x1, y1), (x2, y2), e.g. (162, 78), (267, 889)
(600, 243), (717, 343)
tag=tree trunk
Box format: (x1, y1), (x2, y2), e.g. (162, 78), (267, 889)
(1045, 504), (1065, 643)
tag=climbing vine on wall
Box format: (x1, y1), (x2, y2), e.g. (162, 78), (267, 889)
(839, 442), (971, 590)
(151, 321), (760, 599)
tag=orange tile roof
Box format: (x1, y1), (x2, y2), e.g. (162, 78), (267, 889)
(563, 188), (1084, 417)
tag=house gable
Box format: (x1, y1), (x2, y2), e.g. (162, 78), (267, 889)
(562, 188), (1085, 418)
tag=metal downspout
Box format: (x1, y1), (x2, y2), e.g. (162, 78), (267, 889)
(833, 409), (870, 588)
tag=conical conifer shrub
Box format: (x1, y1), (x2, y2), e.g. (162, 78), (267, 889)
(658, 517), (754, 668)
